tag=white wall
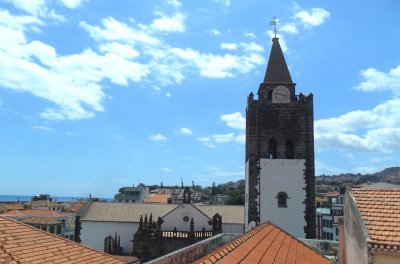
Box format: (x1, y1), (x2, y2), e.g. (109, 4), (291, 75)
(81, 221), (138, 255)
(161, 204), (212, 231)
(222, 223), (243, 234)
(259, 159), (306, 238)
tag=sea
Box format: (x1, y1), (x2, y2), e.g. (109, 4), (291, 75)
(0, 195), (112, 203)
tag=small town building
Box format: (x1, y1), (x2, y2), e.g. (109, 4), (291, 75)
(0, 203), (25, 213)
(26, 200), (64, 212)
(78, 201), (244, 256)
(114, 186), (150, 203)
(341, 188), (400, 263)
(0, 209), (73, 239)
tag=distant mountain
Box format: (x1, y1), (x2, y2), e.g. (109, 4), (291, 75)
(316, 167), (400, 185)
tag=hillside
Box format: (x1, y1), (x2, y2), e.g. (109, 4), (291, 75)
(316, 167), (400, 185)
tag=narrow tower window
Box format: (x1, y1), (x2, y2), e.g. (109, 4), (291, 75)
(286, 139), (293, 159)
(276, 192), (289, 208)
(269, 139), (277, 159)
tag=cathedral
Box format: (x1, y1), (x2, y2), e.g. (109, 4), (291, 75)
(245, 37), (315, 238)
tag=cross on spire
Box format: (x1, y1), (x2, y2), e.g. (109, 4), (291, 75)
(270, 16), (278, 38)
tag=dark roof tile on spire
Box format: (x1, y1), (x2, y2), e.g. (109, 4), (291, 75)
(263, 37), (293, 83)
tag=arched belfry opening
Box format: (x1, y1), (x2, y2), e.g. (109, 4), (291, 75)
(268, 139), (277, 159)
(286, 139), (294, 159)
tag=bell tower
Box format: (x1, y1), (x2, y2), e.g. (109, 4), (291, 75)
(245, 37), (315, 239)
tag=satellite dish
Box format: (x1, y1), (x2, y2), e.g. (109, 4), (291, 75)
(247, 221), (256, 232)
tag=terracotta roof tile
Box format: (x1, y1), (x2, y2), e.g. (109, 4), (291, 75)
(81, 202), (243, 224)
(194, 222), (331, 264)
(0, 216), (128, 263)
(26, 200), (63, 207)
(0, 209), (65, 218)
(0, 204), (25, 211)
(351, 188), (400, 247)
(144, 194), (169, 203)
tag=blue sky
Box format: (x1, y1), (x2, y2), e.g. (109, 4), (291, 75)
(1, 0), (400, 197)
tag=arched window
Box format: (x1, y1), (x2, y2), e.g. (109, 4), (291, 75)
(276, 192), (289, 208)
(286, 140), (293, 159)
(268, 139), (277, 159)
(104, 235), (114, 253)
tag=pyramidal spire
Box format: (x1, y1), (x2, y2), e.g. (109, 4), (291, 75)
(263, 37), (292, 83)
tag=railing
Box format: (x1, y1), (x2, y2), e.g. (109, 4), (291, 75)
(160, 230), (214, 239)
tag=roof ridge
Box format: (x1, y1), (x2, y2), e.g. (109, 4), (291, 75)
(264, 220), (332, 262)
(194, 222), (272, 263)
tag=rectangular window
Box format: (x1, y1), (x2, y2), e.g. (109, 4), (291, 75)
(49, 226), (55, 234)
(57, 225), (62, 234)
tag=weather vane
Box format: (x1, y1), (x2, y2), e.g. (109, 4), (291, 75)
(270, 16), (278, 38)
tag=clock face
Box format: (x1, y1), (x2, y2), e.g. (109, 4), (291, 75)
(272, 86), (290, 103)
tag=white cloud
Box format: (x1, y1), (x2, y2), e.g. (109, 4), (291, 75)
(149, 133), (167, 142)
(266, 30), (288, 52)
(4, 0), (65, 21)
(165, 0), (182, 8)
(294, 7), (330, 27)
(355, 66), (400, 95)
(220, 112), (245, 130)
(170, 47), (264, 78)
(241, 42), (264, 53)
(179, 127), (193, 135)
(206, 29), (221, 36)
(244, 31), (256, 38)
(162, 168), (174, 173)
(80, 18), (160, 45)
(214, 0), (230, 7)
(213, 133), (234, 143)
(0, 2), (266, 121)
(280, 23), (298, 34)
(197, 137), (215, 148)
(33, 125), (54, 132)
(165, 92), (171, 98)
(235, 134), (245, 144)
(315, 160), (342, 176)
(65, 131), (77, 136)
(58, 0), (87, 9)
(315, 98), (400, 152)
(99, 42), (140, 59)
(220, 43), (237, 50)
(151, 12), (186, 33)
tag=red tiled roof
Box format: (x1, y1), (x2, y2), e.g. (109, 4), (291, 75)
(20, 216), (61, 225)
(194, 222), (331, 264)
(28, 200), (63, 207)
(0, 216), (127, 263)
(324, 192), (340, 198)
(351, 189), (400, 245)
(0, 204), (25, 210)
(0, 209), (65, 218)
(144, 194), (169, 203)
